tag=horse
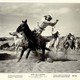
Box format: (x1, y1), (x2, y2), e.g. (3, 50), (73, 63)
(0, 43), (10, 50)
(46, 31), (60, 50)
(16, 19), (50, 62)
(70, 36), (76, 50)
(9, 32), (28, 55)
(75, 38), (80, 50)
(63, 34), (76, 50)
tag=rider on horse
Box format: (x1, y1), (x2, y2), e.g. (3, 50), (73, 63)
(33, 15), (59, 36)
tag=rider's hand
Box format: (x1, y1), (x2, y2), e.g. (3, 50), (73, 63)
(56, 19), (59, 22)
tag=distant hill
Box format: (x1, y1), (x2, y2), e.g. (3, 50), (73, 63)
(0, 37), (14, 41)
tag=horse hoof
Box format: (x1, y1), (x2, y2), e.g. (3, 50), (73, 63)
(26, 57), (28, 59)
(17, 59), (20, 62)
(17, 60), (20, 62)
(17, 60), (19, 62)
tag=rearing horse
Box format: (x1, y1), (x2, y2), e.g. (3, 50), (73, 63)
(16, 19), (50, 62)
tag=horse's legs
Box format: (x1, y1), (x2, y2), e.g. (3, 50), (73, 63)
(40, 48), (45, 61)
(15, 44), (19, 55)
(17, 47), (26, 62)
(26, 49), (31, 59)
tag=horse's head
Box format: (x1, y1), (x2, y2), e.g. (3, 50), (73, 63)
(16, 19), (28, 33)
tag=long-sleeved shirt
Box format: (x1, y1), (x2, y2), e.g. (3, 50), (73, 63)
(34, 20), (58, 35)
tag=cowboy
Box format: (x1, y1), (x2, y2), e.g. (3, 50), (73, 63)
(33, 15), (59, 36)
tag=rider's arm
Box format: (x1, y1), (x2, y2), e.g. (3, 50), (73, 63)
(44, 20), (59, 26)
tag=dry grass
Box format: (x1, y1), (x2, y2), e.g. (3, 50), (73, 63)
(0, 48), (80, 73)
(0, 36), (80, 73)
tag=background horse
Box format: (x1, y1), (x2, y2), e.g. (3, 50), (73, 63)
(16, 19), (50, 62)
(75, 38), (80, 50)
(46, 31), (60, 50)
(9, 32), (28, 55)
(63, 34), (76, 50)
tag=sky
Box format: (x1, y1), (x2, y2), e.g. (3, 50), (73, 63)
(0, 3), (80, 37)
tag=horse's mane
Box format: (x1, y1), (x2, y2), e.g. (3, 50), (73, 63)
(22, 22), (49, 43)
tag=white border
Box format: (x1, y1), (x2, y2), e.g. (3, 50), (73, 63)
(0, 0), (80, 80)
(0, 0), (80, 3)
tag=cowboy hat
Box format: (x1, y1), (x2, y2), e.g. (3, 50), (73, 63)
(44, 15), (52, 20)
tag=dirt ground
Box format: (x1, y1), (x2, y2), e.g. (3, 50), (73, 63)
(0, 49), (80, 73)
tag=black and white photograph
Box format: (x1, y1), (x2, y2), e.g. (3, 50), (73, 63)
(0, 3), (80, 73)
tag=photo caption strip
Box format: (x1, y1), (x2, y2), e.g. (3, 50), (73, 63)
(0, 73), (79, 80)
